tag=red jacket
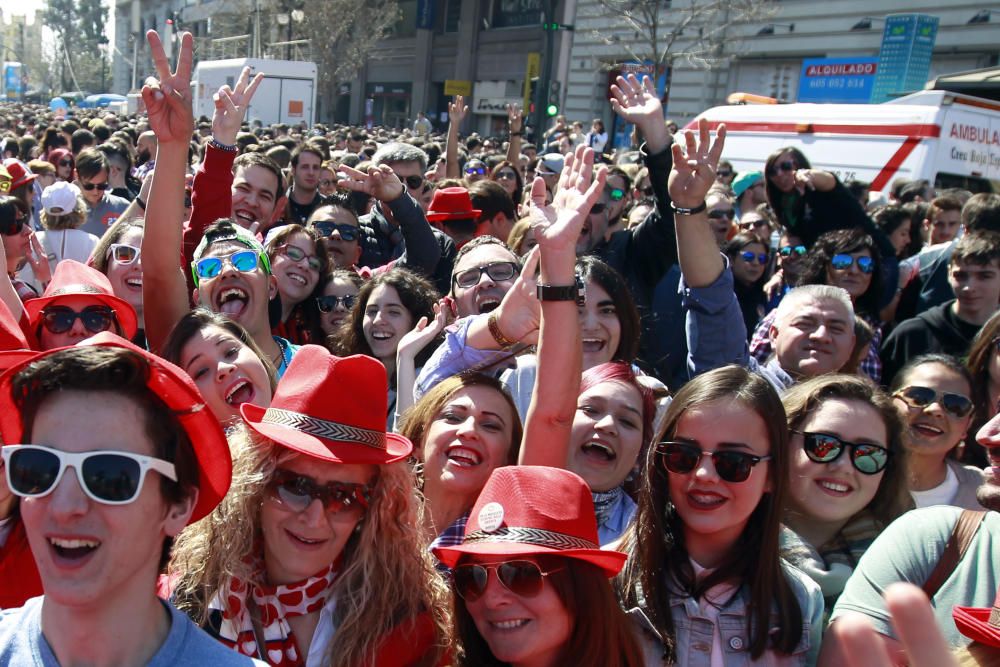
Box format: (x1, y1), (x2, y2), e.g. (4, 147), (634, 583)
(0, 518), (43, 609)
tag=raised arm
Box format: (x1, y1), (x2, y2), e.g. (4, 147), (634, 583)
(520, 145), (606, 467)
(673, 119), (727, 287)
(140, 30), (197, 354)
(445, 95), (468, 180)
(505, 104), (523, 164)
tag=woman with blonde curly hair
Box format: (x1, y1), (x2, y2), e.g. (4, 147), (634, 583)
(168, 345), (450, 666)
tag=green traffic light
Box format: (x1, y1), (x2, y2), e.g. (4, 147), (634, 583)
(546, 104), (559, 116)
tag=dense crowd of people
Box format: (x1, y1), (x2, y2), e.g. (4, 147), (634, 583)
(0, 29), (999, 666)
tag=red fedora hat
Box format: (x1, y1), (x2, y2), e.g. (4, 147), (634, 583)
(241, 346), (413, 465)
(426, 187), (482, 223)
(0, 332), (232, 524)
(0, 299), (35, 371)
(24, 260), (138, 341)
(954, 587), (1000, 648)
(2, 159), (36, 192)
(433, 465), (627, 576)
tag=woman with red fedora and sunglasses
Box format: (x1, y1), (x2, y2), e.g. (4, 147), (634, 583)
(434, 465), (642, 667)
(168, 346), (449, 667)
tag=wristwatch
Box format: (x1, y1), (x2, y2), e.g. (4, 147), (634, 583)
(670, 200), (707, 215)
(537, 276), (586, 306)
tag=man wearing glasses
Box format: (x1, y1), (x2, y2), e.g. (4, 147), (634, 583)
(0, 335), (263, 666)
(74, 148), (128, 238)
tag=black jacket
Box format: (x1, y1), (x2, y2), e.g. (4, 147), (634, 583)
(880, 299), (981, 385)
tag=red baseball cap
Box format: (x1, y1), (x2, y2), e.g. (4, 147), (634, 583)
(0, 332), (232, 524)
(433, 465), (626, 576)
(241, 345), (413, 465)
(426, 187), (482, 223)
(24, 260), (138, 342)
(954, 586), (1000, 648)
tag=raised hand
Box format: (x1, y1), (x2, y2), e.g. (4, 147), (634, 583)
(495, 246), (542, 345)
(668, 118), (726, 208)
(609, 74), (663, 128)
(530, 144), (606, 255)
(507, 103), (523, 134)
(336, 164), (405, 202)
(141, 30), (194, 145)
(213, 66), (265, 146)
(25, 232), (51, 285)
(398, 300), (451, 362)
(448, 95), (468, 125)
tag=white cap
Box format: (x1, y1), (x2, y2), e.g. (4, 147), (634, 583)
(41, 181), (81, 216)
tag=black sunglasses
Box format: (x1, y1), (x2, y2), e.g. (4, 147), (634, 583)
(313, 221), (359, 242)
(894, 386), (974, 419)
(771, 160), (797, 174)
(316, 294), (357, 312)
(403, 174), (424, 190)
(59, 160), (73, 167)
(41, 305), (115, 335)
(453, 560), (563, 601)
(80, 181), (109, 191)
(453, 261), (518, 289)
(707, 209), (735, 220)
(266, 469), (371, 516)
(794, 431), (891, 475)
(590, 202), (607, 215)
(657, 441), (770, 483)
(717, 170), (733, 178)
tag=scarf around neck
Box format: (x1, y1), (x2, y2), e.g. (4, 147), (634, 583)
(592, 485), (625, 529)
(212, 562), (338, 666)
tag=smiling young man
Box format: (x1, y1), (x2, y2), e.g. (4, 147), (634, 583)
(0, 333), (260, 667)
(881, 231), (1000, 385)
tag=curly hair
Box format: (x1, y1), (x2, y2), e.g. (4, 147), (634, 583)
(168, 425), (451, 666)
(794, 228), (884, 318)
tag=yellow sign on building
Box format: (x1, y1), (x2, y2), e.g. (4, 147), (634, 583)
(444, 80), (472, 97)
(523, 53), (541, 109)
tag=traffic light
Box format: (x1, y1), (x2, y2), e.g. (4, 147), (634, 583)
(546, 80), (561, 117)
(527, 76), (540, 114)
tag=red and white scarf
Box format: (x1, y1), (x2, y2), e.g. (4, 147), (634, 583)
(211, 563), (338, 666)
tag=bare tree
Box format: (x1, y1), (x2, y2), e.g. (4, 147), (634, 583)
(299, 0), (401, 123)
(587, 0), (778, 104)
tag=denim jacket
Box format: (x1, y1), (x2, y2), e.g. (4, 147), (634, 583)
(626, 562), (824, 667)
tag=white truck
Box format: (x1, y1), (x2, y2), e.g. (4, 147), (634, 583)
(192, 58), (317, 127)
(688, 90), (1000, 195)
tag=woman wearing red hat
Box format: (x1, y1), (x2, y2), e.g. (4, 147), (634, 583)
(434, 465), (642, 667)
(168, 346), (448, 667)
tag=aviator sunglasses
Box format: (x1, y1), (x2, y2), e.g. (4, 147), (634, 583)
(830, 254), (874, 274)
(657, 441), (770, 483)
(453, 560), (564, 601)
(2, 444), (177, 505)
(740, 250), (769, 265)
(266, 469), (371, 516)
(793, 431), (891, 475)
(893, 386), (974, 419)
(41, 305), (115, 335)
(192, 249), (261, 284)
(779, 245), (807, 258)
(313, 220), (359, 242)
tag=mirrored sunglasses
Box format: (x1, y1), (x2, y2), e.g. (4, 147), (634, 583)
(830, 254), (874, 274)
(465, 166), (487, 176)
(109, 243), (141, 265)
(193, 249), (260, 281)
(894, 386), (974, 419)
(2, 444), (176, 505)
(740, 251), (769, 265)
(779, 245), (807, 258)
(657, 441), (770, 483)
(795, 431), (891, 475)
(608, 188), (625, 202)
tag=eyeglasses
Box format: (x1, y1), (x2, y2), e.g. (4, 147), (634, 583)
(894, 386), (974, 419)
(465, 166), (486, 176)
(716, 170), (732, 178)
(402, 174), (424, 190)
(266, 469), (371, 516)
(316, 294), (357, 312)
(707, 209), (735, 220)
(1, 444), (177, 505)
(0, 212), (26, 236)
(657, 441), (770, 483)
(313, 220), (359, 242)
(41, 305), (115, 335)
(772, 160), (797, 174)
(794, 431), (891, 475)
(109, 243), (141, 265)
(279, 244), (322, 271)
(608, 188), (625, 202)
(453, 261), (518, 289)
(779, 245), (807, 258)
(739, 250), (769, 264)
(193, 250), (260, 281)
(830, 254), (874, 274)
(453, 560), (563, 602)
(496, 170), (518, 181)
(80, 181), (109, 191)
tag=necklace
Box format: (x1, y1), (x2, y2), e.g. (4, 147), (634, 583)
(271, 336), (291, 372)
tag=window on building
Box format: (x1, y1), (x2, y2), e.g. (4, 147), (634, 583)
(492, 0), (542, 29)
(444, 0), (461, 33)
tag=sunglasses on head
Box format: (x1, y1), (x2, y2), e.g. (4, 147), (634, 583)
(779, 244), (807, 258)
(403, 174), (424, 190)
(465, 166), (486, 176)
(794, 431), (891, 475)
(193, 249), (260, 282)
(80, 181), (109, 191)
(2, 444), (176, 505)
(266, 469), (371, 516)
(657, 441), (770, 483)
(894, 386), (974, 419)
(453, 560), (563, 602)
(316, 294), (357, 312)
(739, 250), (769, 264)
(707, 209), (735, 220)
(279, 244), (322, 271)
(0, 212), (26, 236)
(313, 220), (359, 242)
(453, 260), (518, 289)
(608, 188), (625, 202)
(109, 243), (140, 265)
(41, 305), (115, 335)
(830, 254), (874, 274)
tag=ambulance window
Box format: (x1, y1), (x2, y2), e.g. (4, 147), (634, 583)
(935, 173), (995, 195)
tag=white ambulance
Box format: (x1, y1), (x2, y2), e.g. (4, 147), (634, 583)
(191, 58), (318, 127)
(688, 90), (1000, 195)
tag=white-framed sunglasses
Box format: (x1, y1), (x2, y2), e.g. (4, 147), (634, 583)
(108, 243), (141, 265)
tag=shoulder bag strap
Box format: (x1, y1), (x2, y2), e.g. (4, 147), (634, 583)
(922, 509), (987, 599)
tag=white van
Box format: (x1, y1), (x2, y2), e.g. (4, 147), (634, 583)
(192, 58), (317, 127)
(688, 90), (1000, 195)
